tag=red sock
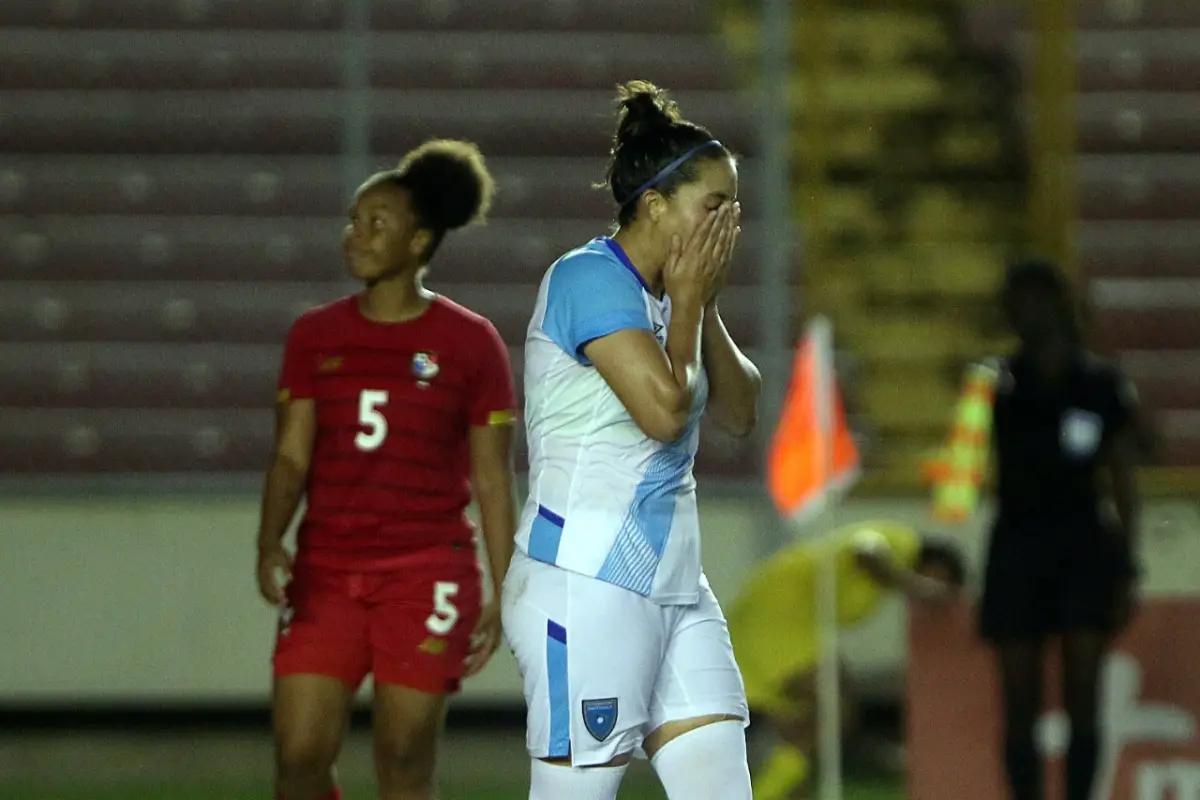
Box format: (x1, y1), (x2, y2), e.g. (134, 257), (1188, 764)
(276, 790), (341, 800)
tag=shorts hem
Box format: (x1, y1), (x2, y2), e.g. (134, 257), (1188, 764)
(650, 702), (751, 732)
(272, 663), (365, 688)
(373, 668), (462, 696)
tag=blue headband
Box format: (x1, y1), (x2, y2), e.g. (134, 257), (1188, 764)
(619, 139), (723, 208)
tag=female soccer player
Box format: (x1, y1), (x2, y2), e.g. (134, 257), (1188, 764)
(502, 80), (761, 800)
(726, 521), (965, 800)
(255, 140), (518, 800)
(980, 259), (1141, 800)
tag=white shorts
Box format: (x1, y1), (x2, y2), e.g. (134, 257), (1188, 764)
(502, 550), (748, 767)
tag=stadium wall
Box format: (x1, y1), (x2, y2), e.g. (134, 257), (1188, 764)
(1, 496), (1196, 711)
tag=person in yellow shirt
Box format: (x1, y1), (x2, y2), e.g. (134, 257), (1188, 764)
(726, 520), (965, 800)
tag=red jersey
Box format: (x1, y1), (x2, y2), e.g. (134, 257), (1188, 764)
(278, 294), (517, 571)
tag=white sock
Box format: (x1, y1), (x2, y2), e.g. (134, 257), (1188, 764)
(650, 720), (752, 800)
(529, 758), (627, 800)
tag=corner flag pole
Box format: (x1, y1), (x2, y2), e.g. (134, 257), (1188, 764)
(811, 316), (843, 800)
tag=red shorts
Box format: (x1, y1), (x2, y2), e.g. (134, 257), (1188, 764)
(273, 558), (483, 695)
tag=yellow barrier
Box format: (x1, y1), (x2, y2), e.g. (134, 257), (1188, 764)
(1029, 0), (1078, 279)
(797, 0), (830, 272)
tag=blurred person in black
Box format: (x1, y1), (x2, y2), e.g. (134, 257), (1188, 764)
(979, 258), (1142, 800)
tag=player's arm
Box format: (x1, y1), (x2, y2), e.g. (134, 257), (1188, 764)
(1105, 373), (1142, 564)
(546, 253), (700, 443)
(470, 420), (517, 598)
(463, 322), (519, 676)
(466, 321), (520, 596)
(256, 321), (318, 605)
(701, 303), (761, 438)
(259, 397), (316, 551)
(585, 325), (700, 443)
(852, 531), (946, 603)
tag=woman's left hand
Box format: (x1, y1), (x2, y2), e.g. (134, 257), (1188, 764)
(464, 600), (502, 678)
(704, 202), (740, 306)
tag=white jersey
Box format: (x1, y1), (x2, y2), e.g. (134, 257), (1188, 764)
(515, 237), (708, 605)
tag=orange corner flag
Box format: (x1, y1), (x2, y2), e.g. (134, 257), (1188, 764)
(767, 316), (861, 523)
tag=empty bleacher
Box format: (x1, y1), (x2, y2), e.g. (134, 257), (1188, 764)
(0, 0), (760, 480)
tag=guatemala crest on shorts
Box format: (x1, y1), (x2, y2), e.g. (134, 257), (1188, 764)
(1060, 408), (1102, 459)
(411, 351), (439, 382)
(582, 698), (619, 742)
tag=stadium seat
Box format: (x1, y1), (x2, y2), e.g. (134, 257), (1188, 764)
(0, 155), (763, 221)
(0, 282), (338, 345)
(1, 216), (347, 283)
(0, 405), (758, 476)
(1072, 32), (1194, 94)
(0, 343), (277, 409)
(0, 90), (754, 157)
(0, 0), (760, 479)
(0, 91), (344, 155)
(0, 0), (345, 30)
(1073, 93), (1200, 154)
(1080, 222), (1200, 279)
(0, 28), (735, 93)
(1078, 156), (1200, 220)
(370, 33), (733, 91)
(862, 245), (1005, 301)
(1156, 410), (1200, 467)
(0, 157), (344, 217)
(372, 90), (757, 159)
(0, 408), (274, 473)
(1090, 307), (1200, 352)
(0, 279), (762, 351)
(965, 2), (1200, 53)
(0, 29), (343, 90)
(0, 341), (525, 411)
(790, 69), (945, 115)
(369, 0), (712, 35)
(1119, 350), (1200, 411)
(984, 31), (1197, 94)
(0, 217), (768, 286)
(857, 369), (959, 434)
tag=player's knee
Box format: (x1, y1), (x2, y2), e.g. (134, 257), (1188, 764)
(530, 757), (629, 800)
(374, 731), (437, 791)
(275, 731), (339, 782)
(650, 719), (751, 800)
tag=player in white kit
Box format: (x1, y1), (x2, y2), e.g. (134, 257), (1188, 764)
(502, 80), (762, 800)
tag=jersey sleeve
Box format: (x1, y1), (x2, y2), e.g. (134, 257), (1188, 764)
(277, 317), (316, 403)
(467, 319), (518, 427)
(541, 252), (653, 365)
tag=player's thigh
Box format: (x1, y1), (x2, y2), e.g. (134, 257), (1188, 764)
(979, 529), (1057, 641)
(368, 558), (484, 695)
(273, 565), (372, 693)
(1059, 531), (1126, 638)
(273, 673), (357, 770)
(371, 681), (449, 782)
(503, 551), (666, 766)
(645, 576), (749, 754)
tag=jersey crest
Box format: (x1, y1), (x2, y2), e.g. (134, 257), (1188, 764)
(582, 698), (619, 742)
(411, 351), (440, 382)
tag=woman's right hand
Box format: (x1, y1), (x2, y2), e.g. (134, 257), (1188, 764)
(256, 543), (293, 606)
(664, 204), (734, 308)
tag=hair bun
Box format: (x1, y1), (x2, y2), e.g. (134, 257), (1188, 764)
(396, 139), (494, 231)
(614, 80), (681, 149)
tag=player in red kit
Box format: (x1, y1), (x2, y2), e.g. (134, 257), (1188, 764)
(255, 140), (518, 800)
